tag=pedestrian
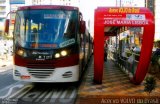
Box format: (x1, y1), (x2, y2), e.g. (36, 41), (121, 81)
(104, 42), (108, 62)
(151, 41), (160, 64)
(133, 45), (141, 53)
(4, 43), (8, 60)
(150, 41), (160, 73)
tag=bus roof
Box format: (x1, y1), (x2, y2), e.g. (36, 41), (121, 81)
(18, 5), (79, 11)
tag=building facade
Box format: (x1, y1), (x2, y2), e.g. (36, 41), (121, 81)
(155, 0), (160, 40)
(145, 0), (160, 40)
(32, 0), (80, 7)
(0, 0), (10, 32)
(116, 0), (145, 7)
(0, 0), (32, 34)
(0, 0), (10, 20)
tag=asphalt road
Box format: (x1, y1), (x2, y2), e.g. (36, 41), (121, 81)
(0, 69), (17, 89)
(0, 69), (79, 104)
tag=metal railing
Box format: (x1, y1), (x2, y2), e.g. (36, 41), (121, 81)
(108, 50), (139, 79)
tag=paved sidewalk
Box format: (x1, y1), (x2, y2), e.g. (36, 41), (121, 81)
(0, 55), (13, 72)
(76, 57), (160, 104)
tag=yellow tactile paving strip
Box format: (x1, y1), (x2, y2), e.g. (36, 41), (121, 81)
(78, 58), (160, 97)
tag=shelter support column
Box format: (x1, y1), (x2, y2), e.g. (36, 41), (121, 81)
(94, 25), (104, 84)
(131, 25), (155, 84)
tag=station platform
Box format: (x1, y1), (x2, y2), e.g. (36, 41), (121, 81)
(76, 57), (160, 104)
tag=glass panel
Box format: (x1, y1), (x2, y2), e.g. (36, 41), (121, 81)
(119, 27), (143, 61)
(119, 26), (144, 75)
(14, 9), (78, 49)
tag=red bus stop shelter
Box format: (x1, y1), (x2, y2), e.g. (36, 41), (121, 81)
(94, 7), (155, 84)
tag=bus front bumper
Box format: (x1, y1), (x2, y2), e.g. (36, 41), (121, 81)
(13, 65), (80, 82)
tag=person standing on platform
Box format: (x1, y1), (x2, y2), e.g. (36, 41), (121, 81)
(150, 41), (160, 73)
(104, 42), (108, 62)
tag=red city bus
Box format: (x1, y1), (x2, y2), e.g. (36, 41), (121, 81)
(11, 5), (92, 82)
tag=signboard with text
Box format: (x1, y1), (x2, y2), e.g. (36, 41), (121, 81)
(10, 0), (25, 4)
(102, 8), (148, 26)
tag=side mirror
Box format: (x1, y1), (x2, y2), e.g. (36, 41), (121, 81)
(4, 19), (9, 34)
(80, 21), (86, 34)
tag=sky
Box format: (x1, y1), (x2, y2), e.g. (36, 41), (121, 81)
(79, 0), (117, 21)
(79, 0), (117, 35)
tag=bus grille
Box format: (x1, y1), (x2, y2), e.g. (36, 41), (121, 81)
(28, 68), (54, 78)
(27, 63), (54, 69)
(15, 70), (21, 76)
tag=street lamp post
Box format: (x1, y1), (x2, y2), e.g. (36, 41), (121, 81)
(116, 0), (122, 7)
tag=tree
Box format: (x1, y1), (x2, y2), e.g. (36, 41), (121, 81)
(144, 76), (156, 96)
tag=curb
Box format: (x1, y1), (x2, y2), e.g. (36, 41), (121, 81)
(0, 65), (13, 73)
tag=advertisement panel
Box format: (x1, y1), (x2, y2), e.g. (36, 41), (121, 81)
(10, 0), (25, 4)
(103, 8), (148, 26)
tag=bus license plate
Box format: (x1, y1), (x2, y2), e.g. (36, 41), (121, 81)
(21, 75), (30, 79)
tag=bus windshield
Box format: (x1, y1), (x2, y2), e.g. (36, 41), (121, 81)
(14, 9), (78, 49)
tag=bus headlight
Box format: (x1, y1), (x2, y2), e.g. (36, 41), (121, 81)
(17, 49), (24, 56)
(61, 50), (67, 56)
(17, 49), (27, 57)
(55, 53), (60, 58)
(54, 50), (69, 58)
